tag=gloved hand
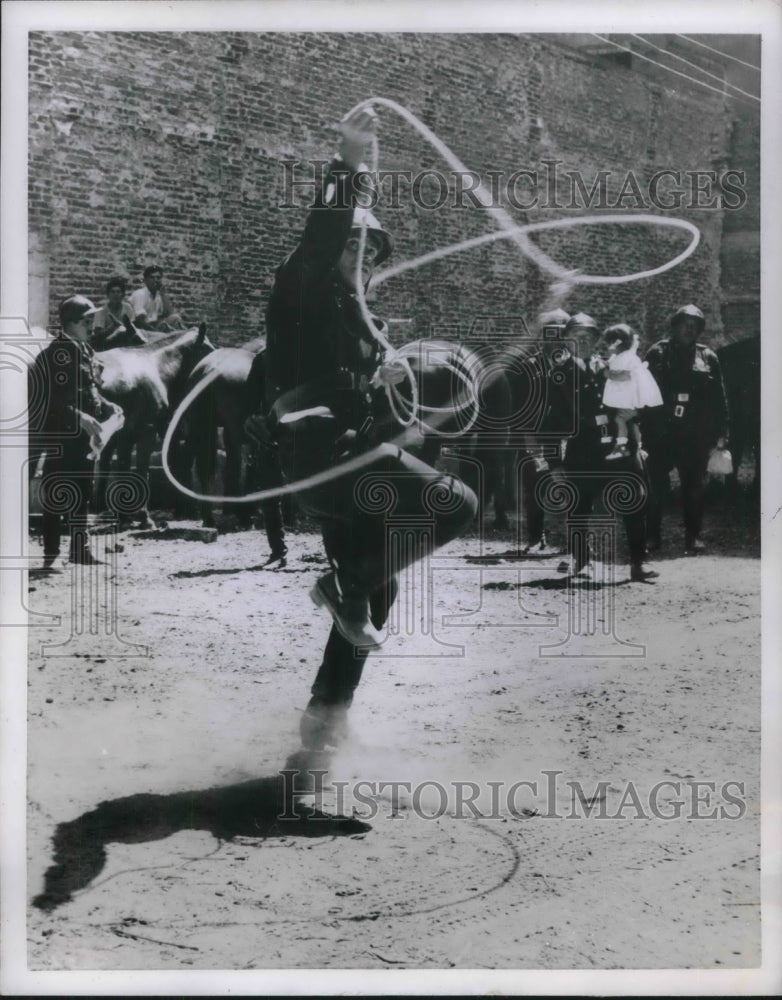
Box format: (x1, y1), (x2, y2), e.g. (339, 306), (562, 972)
(338, 106), (379, 171)
(76, 409), (102, 440)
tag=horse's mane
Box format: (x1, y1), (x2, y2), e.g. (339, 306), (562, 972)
(145, 327), (204, 353)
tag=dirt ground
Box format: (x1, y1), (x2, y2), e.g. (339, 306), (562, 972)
(24, 481), (761, 972)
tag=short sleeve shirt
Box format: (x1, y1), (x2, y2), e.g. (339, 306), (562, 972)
(128, 286), (164, 323)
(93, 300), (135, 332)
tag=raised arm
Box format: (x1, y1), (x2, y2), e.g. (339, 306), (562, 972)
(296, 106), (379, 274)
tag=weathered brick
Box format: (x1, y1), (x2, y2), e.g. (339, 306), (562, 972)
(28, 31), (757, 349)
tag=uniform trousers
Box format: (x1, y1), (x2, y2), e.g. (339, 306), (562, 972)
(279, 428), (477, 705)
(565, 451), (649, 571)
(645, 431), (713, 545)
(37, 439), (95, 560)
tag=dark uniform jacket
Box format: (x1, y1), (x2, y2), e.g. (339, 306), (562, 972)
(544, 353), (622, 471)
(265, 157), (384, 437)
(500, 346), (552, 450)
(28, 335), (109, 446)
(644, 339), (728, 444)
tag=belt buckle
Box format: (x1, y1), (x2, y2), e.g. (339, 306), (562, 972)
(674, 404), (685, 418)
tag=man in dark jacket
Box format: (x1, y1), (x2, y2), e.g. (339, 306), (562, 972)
(644, 304), (729, 553)
(504, 307), (571, 555)
(265, 106), (477, 749)
(544, 313), (657, 583)
(29, 295), (124, 571)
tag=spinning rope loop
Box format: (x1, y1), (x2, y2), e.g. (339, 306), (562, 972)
(161, 96), (701, 505)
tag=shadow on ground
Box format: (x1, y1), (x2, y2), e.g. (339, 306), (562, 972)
(33, 750), (369, 913)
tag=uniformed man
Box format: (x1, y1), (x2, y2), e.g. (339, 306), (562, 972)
(501, 307), (570, 555)
(265, 106), (477, 748)
(644, 304), (729, 554)
(29, 295), (124, 571)
(545, 312), (658, 583)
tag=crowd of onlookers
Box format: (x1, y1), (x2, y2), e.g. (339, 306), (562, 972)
(27, 273), (731, 581)
(506, 303), (730, 582)
(89, 266), (185, 348)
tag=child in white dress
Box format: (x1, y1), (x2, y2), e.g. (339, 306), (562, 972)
(602, 324), (663, 460)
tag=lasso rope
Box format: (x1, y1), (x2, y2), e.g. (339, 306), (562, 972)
(160, 96), (702, 505)
(352, 136), (479, 437)
(373, 215), (700, 288)
(383, 340), (480, 438)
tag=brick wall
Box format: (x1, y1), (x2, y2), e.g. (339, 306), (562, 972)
(28, 32), (751, 351)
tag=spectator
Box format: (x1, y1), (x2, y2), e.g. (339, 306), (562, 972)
(29, 295), (124, 571)
(544, 312), (658, 583)
(644, 304), (729, 554)
(91, 275), (136, 349)
(503, 307), (571, 555)
(128, 265), (184, 332)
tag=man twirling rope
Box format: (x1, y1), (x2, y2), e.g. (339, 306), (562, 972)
(265, 106), (477, 749)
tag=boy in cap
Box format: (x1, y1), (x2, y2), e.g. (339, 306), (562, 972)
(29, 295), (124, 571)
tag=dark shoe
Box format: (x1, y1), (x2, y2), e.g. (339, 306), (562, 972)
(262, 551), (287, 569)
(300, 700), (351, 750)
(630, 563), (659, 583)
(69, 549), (104, 566)
(568, 561), (594, 581)
(40, 555), (65, 574)
(522, 534), (561, 558)
(685, 537), (706, 555)
(310, 572), (383, 649)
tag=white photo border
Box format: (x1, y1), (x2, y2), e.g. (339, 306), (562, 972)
(2, 1), (780, 995)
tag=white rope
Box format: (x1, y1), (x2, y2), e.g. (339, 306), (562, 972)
(160, 96), (702, 505)
(385, 341), (480, 438)
(345, 96), (576, 281)
(350, 126), (479, 437)
(159, 364), (458, 506)
(374, 215), (700, 288)
(353, 132), (419, 430)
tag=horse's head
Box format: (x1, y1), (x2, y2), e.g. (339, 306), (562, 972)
(91, 315), (150, 350)
(162, 323), (216, 405)
(193, 322), (214, 363)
